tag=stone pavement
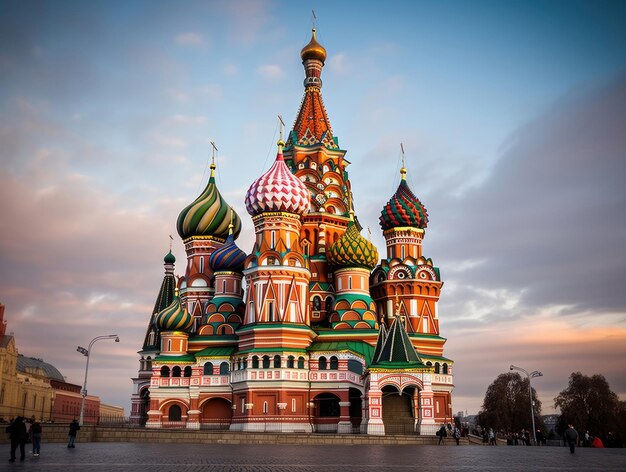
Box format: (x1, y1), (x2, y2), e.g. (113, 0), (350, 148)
(3, 442), (625, 471)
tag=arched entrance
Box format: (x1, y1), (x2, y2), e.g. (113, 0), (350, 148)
(313, 392), (340, 433)
(349, 388), (362, 431)
(201, 397), (232, 430)
(381, 385), (419, 434)
(139, 388), (150, 426)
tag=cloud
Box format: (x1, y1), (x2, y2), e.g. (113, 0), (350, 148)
(328, 53), (352, 75)
(222, 63), (239, 76)
(174, 32), (206, 46)
(257, 64), (284, 80)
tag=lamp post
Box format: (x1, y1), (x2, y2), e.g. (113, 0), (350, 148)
(77, 334), (119, 425)
(510, 364), (543, 445)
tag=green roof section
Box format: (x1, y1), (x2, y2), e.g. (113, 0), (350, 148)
(154, 354), (196, 363)
(420, 354), (454, 363)
(193, 346), (237, 358)
(236, 347), (308, 355)
(308, 340), (375, 365)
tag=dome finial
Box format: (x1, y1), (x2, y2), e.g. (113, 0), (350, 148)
(301, 25), (326, 64)
(277, 114), (285, 153)
(400, 143), (407, 181)
(210, 141), (218, 178)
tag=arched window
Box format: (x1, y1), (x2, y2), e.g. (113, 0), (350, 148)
(262, 355), (270, 369)
(183, 366), (192, 377)
(443, 363), (448, 375)
(319, 356), (327, 370)
(347, 359), (363, 374)
(237, 359), (242, 370)
(203, 362), (213, 375)
(287, 355), (295, 368)
(325, 297), (333, 312)
(220, 362), (230, 375)
(435, 362), (440, 374)
(297, 356), (305, 369)
(160, 366), (170, 377)
(252, 356), (259, 368)
(273, 355), (281, 368)
(312, 296), (321, 311)
(168, 404), (182, 422)
(329, 356), (339, 370)
(172, 366), (181, 377)
(243, 358), (248, 369)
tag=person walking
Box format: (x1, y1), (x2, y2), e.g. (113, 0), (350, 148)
(564, 424), (579, 454)
(67, 419), (80, 448)
(31, 419), (42, 456)
(453, 426), (461, 445)
(7, 416), (28, 462)
(437, 424), (447, 444)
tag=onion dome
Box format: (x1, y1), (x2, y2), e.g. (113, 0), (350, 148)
(209, 225), (247, 272)
(379, 168), (428, 231)
(155, 290), (193, 332)
(177, 162), (242, 241)
(245, 140), (310, 216)
(301, 28), (326, 64)
(164, 250), (176, 264)
(328, 218), (379, 270)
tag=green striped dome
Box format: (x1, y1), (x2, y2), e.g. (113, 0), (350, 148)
(328, 221), (379, 270)
(155, 293), (193, 332)
(177, 165), (242, 241)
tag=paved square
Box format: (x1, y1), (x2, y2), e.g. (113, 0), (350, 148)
(4, 443), (625, 472)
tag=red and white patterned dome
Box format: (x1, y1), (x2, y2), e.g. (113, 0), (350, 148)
(245, 142), (310, 217)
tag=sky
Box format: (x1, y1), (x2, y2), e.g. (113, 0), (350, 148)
(1, 0), (625, 416)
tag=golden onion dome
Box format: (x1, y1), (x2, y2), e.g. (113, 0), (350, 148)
(300, 28), (326, 64)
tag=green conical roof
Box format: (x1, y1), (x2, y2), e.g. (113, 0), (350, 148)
(371, 316), (423, 367)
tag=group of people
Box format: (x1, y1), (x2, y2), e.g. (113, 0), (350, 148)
(437, 423), (463, 445)
(6, 417), (80, 462)
(5, 416), (42, 462)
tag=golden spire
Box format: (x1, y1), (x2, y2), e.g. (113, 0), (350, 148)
(400, 143), (407, 181)
(210, 141), (218, 177)
(277, 114), (285, 153)
(228, 207), (234, 235)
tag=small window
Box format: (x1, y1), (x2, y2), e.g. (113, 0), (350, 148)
(220, 362), (230, 375)
(347, 359), (363, 375)
(287, 356), (295, 368)
(252, 356), (259, 368)
(262, 355), (270, 369)
(298, 356), (305, 369)
(319, 356), (327, 370)
(183, 366), (192, 377)
(263, 401), (268, 414)
(243, 358), (248, 369)
(172, 366), (181, 377)
(329, 356), (338, 370)
(435, 362), (440, 374)
(292, 398), (296, 413)
(200, 256), (204, 273)
(274, 355), (281, 368)
(268, 301), (274, 322)
(271, 231), (276, 249)
(203, 362), (213, 375)
(160, 366), (170, 377)
(443, 363), (448, 375)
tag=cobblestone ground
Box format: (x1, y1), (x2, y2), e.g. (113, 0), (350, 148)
(4, 443), (625, 472)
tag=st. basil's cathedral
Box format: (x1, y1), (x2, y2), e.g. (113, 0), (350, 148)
(130, 28), (454, 435)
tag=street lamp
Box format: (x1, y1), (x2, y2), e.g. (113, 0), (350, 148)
(510, 364), (543, 445)
(77, 334), (119, 425)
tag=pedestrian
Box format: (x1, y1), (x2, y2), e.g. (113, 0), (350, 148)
(67, 419), (80, 448)
(437, 424), (447, 445)
(489, 428), (496, 445)
(453, 426), (461, 445)
(564, 424), (579, 454)
(31, 419), (42, 456)
(7, 416), (27, 462)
